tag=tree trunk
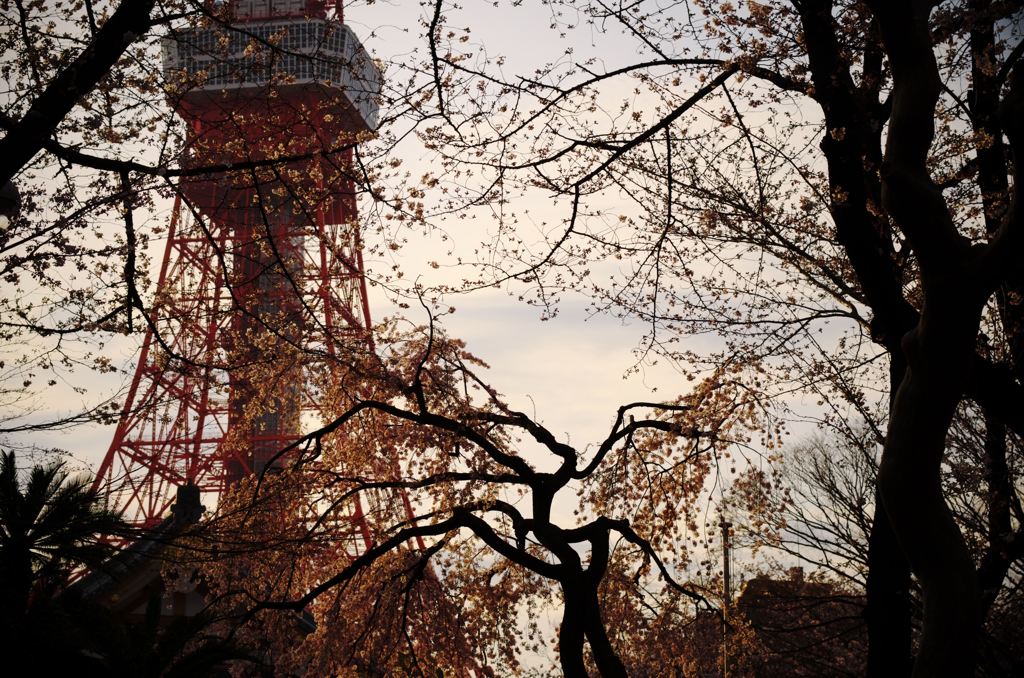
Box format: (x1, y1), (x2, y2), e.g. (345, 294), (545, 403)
(879, 298), (982, 676)
(559, 584), (589, 677)
(865, 355), (913, 677)
(582, 588), (627, 677)
(865, 498), (913, 677)
(864, 1), (1015, 673)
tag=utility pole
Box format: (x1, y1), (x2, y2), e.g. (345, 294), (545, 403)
(721, 519), (733, 606)
(721, 518), (733, 678)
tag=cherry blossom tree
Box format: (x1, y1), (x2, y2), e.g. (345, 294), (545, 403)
(173, 320), (775, 675)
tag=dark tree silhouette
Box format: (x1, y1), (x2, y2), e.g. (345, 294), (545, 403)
(0, 450), (125, 667)
(0, 450), (124, 612)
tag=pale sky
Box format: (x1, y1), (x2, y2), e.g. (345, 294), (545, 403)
(0, 2), (840, 593)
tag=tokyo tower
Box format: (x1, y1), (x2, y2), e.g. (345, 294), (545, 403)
(93, 0), (382, 550)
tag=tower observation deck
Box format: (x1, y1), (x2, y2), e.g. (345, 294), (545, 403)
(93, 0), (384, 546)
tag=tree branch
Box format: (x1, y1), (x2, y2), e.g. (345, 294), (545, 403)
(0, 0), (158, 185)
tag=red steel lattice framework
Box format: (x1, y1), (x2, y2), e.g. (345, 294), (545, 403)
(92, 0), (386, 558)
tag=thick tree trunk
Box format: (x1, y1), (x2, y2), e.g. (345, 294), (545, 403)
(863, 1), (1024, 673)
(559, 584), (589, 677)
(865, 498), (913, 677)
(556, 531), (628, 677)
(879, 297), (982, 676)
(865, 355), (914, 677)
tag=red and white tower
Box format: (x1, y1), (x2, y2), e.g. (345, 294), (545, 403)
(93, 0), (381, 546)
